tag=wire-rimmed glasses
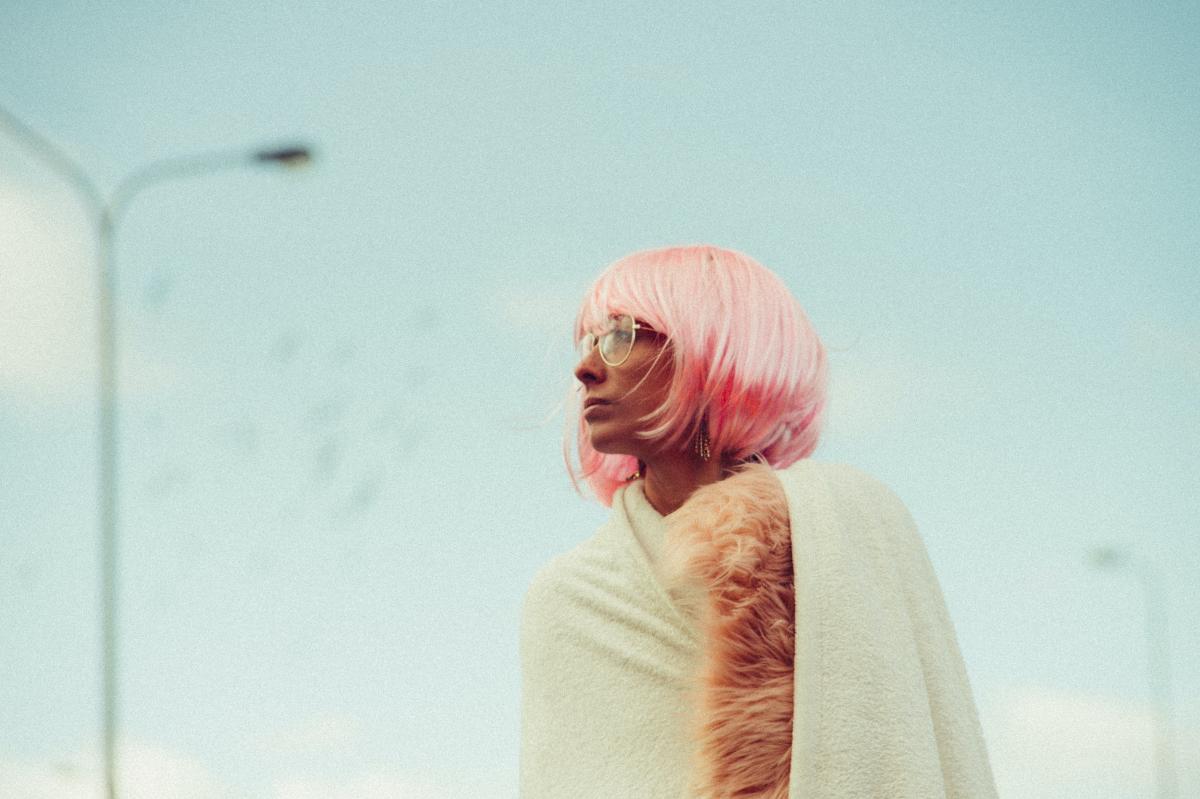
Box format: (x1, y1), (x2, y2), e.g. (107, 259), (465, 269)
(577, 313), (653, 367)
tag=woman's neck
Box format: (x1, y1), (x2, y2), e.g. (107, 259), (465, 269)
(640, 450), (727, 516)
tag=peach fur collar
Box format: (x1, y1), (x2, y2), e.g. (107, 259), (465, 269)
(656, 463), (794, 799)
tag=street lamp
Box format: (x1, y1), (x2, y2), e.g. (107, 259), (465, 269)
(0, 105), (313, 799)
(1089, 545), (1178, 799)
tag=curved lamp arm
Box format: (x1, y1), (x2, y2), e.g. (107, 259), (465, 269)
(1, 101), (314, 799)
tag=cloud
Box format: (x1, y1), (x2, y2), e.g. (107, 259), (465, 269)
(0, 183), (95, 403)
(118, 742), (230, 799)
(822, 344), (969, 442)
(0, 738), (464, 799)
(0, 182), (184, 407)
(487, 283), (578, 341)
(978, 682), (1197, 799)
(272, 773), (449, 799)
(1127, 318), (1200, 377)
(253, 712), (362, 755)
(0, 739), (228, 799)
(823, 356), (909, 439)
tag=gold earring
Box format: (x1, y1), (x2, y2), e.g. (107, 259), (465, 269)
(694, 424), (711, 462)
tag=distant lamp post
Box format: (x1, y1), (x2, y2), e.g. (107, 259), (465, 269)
(1089, 545), (1177, 799)
(0, 105), (313, 799)
(255, 145), (312, 167)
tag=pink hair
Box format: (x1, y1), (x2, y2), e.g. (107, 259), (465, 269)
(564, 245), (827, 505)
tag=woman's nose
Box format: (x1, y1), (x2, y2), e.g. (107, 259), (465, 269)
(574, 347), (605, 386)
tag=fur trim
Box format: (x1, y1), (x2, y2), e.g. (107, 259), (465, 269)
(659, 464), (794, 799)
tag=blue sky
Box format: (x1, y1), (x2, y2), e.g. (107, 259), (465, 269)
(2, 2), (1198, 797)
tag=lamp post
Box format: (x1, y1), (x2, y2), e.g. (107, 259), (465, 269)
(1, 105), (312, 799)
(1089, 545), (1177, 799)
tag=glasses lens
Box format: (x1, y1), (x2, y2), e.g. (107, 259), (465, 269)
(577, 332), (596, 361)
(600, 314), (635, 365)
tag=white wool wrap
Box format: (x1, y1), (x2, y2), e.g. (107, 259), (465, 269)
(519, 460), (997, 799)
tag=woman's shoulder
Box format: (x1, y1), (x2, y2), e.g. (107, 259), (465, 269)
(776, 457), (883, 486)
(522, 512), (626, 604)
(774, 459), (914, 522)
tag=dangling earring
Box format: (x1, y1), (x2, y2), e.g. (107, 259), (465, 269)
(694, 421), (711, 462)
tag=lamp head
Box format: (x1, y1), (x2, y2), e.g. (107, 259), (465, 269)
(1089, 546), (1126, 570)
(254, 145), (313, 168)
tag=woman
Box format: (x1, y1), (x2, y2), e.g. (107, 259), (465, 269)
(519, 245), (996, 799)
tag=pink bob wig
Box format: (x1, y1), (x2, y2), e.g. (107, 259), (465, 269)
(565, 244), (828, 506)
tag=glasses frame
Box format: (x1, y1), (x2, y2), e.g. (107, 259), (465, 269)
(578, 314), (653, 367)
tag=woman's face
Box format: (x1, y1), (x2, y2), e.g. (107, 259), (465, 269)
(574, 316), (674, 459)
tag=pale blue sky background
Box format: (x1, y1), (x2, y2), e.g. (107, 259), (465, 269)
(2, 2), (1197, 797)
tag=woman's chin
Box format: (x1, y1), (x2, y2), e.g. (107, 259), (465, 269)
(588, 439), (620, 456)
(586, 429), (633, 457)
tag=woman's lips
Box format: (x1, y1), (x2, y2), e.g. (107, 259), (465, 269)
(583, 399), (612, 417)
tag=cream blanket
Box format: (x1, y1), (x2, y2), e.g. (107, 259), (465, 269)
(520, 475), (700, 798)
(776, 461), (996, 798)
(519, 460), (996, 798)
